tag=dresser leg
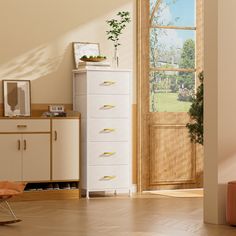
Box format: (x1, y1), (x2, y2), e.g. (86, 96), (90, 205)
(129, 189), (132, 197)
(86, 190), (90, 199)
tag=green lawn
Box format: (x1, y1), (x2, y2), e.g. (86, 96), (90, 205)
(150, 93), (192, 112)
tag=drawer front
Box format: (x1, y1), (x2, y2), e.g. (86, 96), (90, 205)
(0, 119), (50, 133)
(88, 142), (129, 165)
(88, 71), (130, 94)
(88, 95), (129, 118)
(88, 119), (129, 141)
(88, 165), (130, 190)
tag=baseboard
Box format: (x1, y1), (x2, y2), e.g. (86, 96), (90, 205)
(10, 189), (80, 201)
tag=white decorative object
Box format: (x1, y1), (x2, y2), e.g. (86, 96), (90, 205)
(48, 105), (65, 113)
(73, 68), (132, 198)
(78, 61), (111, 70)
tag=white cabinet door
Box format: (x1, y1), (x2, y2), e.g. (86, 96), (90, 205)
(52, 119), (79, 180)
(22, 134), (50, 181)
(0, 134), (22, 181)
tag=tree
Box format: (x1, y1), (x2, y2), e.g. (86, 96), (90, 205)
(178, 39), (195, 90)
(186, 72), (204, 145)
(180, 39), (195, 69)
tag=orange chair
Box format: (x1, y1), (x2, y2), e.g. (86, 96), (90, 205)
(0, 181), (26, 225)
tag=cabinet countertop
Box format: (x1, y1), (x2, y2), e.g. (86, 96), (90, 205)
(73, 68), (132, 73)
(0, 115), (81, 120)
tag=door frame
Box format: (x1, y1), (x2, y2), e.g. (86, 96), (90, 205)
(136, 0), (204, 192)
(137, 0), (147, 192)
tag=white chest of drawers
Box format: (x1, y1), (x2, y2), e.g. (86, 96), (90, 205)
(73, 68), (132, 197)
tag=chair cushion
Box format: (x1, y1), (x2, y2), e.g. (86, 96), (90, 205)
(0, 181), (26, 197)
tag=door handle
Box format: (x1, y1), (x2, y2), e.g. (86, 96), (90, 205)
(54, 131), (58, 141)
(17, 140), (21, 151)
(23, 140), (27, 150)
(17, 125), (27, 128)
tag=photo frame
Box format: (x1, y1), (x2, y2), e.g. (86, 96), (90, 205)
(2, 80), (31, 117)
(73, 42), (100, 68)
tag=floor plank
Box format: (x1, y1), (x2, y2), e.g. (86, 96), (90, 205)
(0, 195), (235, 236)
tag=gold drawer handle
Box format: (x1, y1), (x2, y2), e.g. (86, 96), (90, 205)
(102, 105), (115, 109)
(103, 152), (116, 156)
(100, 176), (116, 181)
(102, 81), (116, 86)
(102, 128), (115, 133)
(17, 125), (27, 128)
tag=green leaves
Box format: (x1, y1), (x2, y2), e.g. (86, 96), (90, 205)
(106, 11), (131, 48)
(186, 72), (204, 145)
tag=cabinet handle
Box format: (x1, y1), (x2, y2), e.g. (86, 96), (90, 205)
(102, 81), (116, 86)
(17, 125), (27, 128)
(102, 105), (115, 109)
(54, 131), (58, 141)
(102, 128), (115, 133)
(17, 140), (21, 150)
(100, 176), (116, 181)
(103, 152), (116, 156)
(23, 140), (26, 150)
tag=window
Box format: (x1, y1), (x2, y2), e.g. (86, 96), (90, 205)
(149, 0), (197, 112)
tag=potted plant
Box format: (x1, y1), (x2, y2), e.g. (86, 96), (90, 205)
(106, 11), (131, 68)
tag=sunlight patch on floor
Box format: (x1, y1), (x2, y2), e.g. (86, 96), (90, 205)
(143, 188), (203, 198)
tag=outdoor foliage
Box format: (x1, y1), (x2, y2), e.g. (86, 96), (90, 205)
(178, 39), (195, 102)
(186, 72), (204, 145)
(149, 0), (196, 112)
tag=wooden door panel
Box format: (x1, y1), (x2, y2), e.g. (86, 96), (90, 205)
(149, 125), (196, 185)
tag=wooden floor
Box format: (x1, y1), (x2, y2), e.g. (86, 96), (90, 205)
(1, 194), (236, 236)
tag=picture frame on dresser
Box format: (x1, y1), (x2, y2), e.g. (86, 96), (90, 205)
(73, 42), (100, 68)
(2, 80), (31, 117)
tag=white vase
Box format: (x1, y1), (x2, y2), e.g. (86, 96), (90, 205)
(112, 47), (119, 68)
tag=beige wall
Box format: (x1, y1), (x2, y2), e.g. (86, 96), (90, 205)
(0, 0), (136, 104)
(205, 0), (236, 224)
(204, 0), (219, 224)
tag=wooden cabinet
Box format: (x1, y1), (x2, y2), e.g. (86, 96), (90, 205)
(0, 118), (80, 183)
(52, 119), (80, 181)
(0, 122), (51, 181)
(73, 68), (132, 197)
